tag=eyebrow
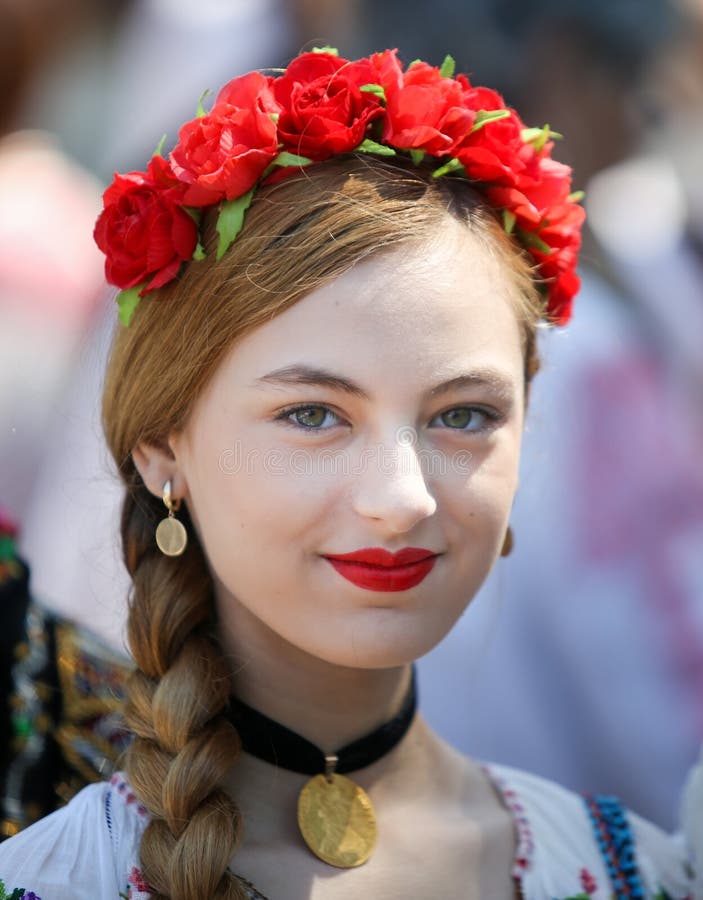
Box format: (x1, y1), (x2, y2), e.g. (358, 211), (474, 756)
(252, 364), (515, 400)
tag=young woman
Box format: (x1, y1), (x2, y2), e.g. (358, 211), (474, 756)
(0, 48), (695, 900)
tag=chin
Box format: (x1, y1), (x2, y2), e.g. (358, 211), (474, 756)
(312, 607), (458, 670)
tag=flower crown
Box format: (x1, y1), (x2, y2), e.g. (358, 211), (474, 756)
(94, 48), (585, 327)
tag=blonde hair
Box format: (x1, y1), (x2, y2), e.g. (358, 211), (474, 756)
(103, 155), (542, 900)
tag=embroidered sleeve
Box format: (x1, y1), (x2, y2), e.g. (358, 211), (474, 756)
(484, 763), (695, 900)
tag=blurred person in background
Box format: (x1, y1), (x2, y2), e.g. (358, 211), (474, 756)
(0, 0), (139, 840)
(0, 0), (121, 522)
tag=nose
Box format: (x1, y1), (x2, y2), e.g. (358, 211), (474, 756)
(350, 429), (437, 534)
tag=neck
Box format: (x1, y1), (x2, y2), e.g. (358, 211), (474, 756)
(218, 599), (412, 752)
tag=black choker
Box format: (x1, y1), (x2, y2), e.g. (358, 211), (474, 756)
(225, 667), (417, 868)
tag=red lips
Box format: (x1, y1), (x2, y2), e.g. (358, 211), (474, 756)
(323, 546), (439, 592)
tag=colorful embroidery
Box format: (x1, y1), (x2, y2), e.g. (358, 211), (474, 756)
(53, 623), (131, 785)
(561, 869), (600, 900)
(0, 877), (41, 900)
(2, 600), (132, 839)
(580, 867), (599, 895)
(3, 603), (52, 836)
(110, 774), (147, 818)
(118, 866), (153, 899)
(584, 794), (645, 899)
(481, 765), (535, 878)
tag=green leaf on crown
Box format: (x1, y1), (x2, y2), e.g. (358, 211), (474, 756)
(272, 151), (314, 168)
(568, 190), (585, 203)
(117, 285), (144, 327)
(216, 188), (256, 261)
(521, 124), (563, 152)
(471, 109), (511, 133)
(408, 59), (422, 69)
(503, 210), (517, 235)
(360, 83), (387, 102)
(356, 139), (396, 157)
(439, 54), (455, 78)
(260, 151), (314, 181)
(432, 157), (465, 178)
(311, 46), (339, 55)
(153, 133), (167, 157)
(517, 228), (552, 254)
(196, 89), (211, 118)
(409, 150), (425, 166)
(193, 241), (206, 261)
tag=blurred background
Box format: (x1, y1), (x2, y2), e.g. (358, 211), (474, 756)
(1, 0), (701, 832)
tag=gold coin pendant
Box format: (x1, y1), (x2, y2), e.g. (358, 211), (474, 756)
(155, 517), (188, 556)
(297, 773), (377, 868)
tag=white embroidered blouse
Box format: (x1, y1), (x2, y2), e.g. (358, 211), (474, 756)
(0, 765), (696, 899)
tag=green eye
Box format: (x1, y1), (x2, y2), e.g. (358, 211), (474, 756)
(441, 408), (473, 429)
(294, 406), (328, 428)
(274, 404), (342, 429)
(431, 407), (497, 432)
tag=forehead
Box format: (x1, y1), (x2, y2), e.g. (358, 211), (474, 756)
(214, 222), (524, 391)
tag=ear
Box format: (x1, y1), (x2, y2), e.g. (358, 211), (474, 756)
(132, 439), (187, 502)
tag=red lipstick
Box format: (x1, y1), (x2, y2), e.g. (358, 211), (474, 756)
(323, 547), (439, 592)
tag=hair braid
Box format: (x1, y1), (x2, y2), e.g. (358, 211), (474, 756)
(120, 473), (248, 900)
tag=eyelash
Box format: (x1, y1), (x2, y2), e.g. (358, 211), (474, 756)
(272, 403), (502, 433)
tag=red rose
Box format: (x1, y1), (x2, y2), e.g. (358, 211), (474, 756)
(544, 266), (580, 326)
(383, 62), (476, 156)
(455, 110), (528, 185)
(170, 71), (279, 207)
(343, 49), (404, 94)
(461, 84), (507, 114)
(360, 50), (403, 93)
(215, 69), (279, 111)
(526, 201), (585, 325)
(94, 156), (198, 293)
(486, 158), (574, 229)
(273, 52), (385, 160)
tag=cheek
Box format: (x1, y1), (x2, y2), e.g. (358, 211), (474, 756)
(183, 433), (339, 564)
(444, 432), (522, 529)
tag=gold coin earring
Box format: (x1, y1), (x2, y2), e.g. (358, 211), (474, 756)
(155, 479), (188, 557)
(500, 525), (514, 557)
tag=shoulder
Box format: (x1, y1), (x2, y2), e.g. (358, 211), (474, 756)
(0, 774), (150, 900)
(484, 762), (695, 900)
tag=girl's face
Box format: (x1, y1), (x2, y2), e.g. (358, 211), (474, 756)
(168, 220), (526, 669)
